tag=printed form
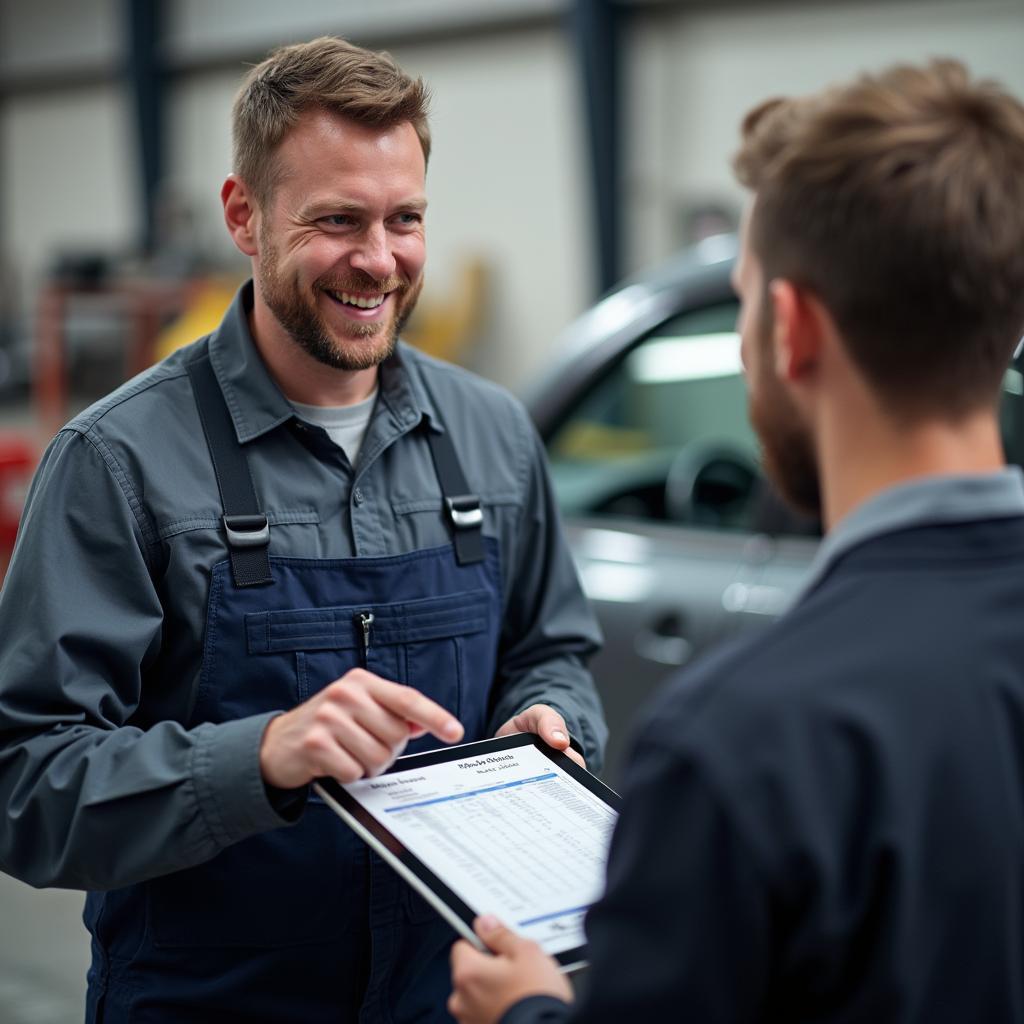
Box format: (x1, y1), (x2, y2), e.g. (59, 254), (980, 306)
(343, 744), (618, 953)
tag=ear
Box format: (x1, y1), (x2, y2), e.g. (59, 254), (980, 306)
(221, 174), (260, 257)
(768, 278), (824, 382)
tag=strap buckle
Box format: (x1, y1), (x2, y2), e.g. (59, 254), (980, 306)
(223, 513), (270, 549)
(445, 495), (483, 530)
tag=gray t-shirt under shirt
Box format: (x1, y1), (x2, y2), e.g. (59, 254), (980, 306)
(290, 389), (378, 465)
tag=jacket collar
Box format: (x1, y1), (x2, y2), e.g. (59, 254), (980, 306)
(793, 467), (1024, 604)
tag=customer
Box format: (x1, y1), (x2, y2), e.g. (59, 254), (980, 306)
(449, 58), (1024, 1024)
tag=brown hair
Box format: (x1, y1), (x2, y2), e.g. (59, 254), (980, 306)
(734, 60), (1024, 419)
(232, 36), (431, 207)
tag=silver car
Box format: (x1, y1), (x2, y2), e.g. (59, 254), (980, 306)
(529, 235), (1024, 784)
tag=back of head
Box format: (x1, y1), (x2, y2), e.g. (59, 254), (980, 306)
(232, 36), (431, 208)
(734, 60), (1024, 421)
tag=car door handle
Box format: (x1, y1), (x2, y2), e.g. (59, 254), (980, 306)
(721, 581), (789, 616)
(634, 613), (693, 667)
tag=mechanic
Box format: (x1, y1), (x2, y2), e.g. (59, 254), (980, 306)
(448, 59), (1024, 1024)
(0, 36), (605, 1024)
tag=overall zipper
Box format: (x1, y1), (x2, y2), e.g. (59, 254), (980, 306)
(357, 611), (374, 667)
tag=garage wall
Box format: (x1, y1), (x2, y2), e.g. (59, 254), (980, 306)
(0, 86), (138, 290)
(624, 0), (1024, 274)
(1, 0), (1022, 389)
(0, 0), (119, 76)
(0, 0), (134, 305)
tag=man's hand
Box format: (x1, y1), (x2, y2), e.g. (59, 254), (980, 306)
(449, 916), (573, 1024)
(260, 668), (464, 789)
(495, 704), (585, 768)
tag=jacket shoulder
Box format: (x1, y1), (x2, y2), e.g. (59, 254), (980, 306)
(62, 339), (206, 440)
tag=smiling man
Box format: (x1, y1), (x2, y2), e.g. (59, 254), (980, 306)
(237, 109), (427, 386)
(0, 37), (605, 1023)
(448, 59), (1024, 1024)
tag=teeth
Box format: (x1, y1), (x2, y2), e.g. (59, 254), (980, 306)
(330, 290), (386, 309)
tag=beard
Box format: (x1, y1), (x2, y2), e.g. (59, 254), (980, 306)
(748, 315), (822, 520)
(257, 232), (423, 372)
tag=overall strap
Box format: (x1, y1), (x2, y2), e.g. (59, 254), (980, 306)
(187, 351), (273, 587)
(426, 428), (484, 566)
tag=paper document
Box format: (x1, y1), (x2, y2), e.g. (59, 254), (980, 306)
(342, 741), (617, 953)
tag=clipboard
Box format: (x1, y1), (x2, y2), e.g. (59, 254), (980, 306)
(314, 732), (620, 972)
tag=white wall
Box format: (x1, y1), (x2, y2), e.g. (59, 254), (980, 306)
(0, 0), (119, 75)
(2, 0), (1023, 389)
(0, 0), (134, 302)
(388, 29), (590, 387)
(163, 0), (562, 62)
(0, 85), (138, 296)
(625, 0), (1024, 273)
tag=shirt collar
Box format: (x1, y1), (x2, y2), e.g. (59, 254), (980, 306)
(378, 343), (448, 436)
(793, 467), (1024, 604)
(206, 281), (440, 443)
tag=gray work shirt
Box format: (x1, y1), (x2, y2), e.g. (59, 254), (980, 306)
(0, 283), (605, 891)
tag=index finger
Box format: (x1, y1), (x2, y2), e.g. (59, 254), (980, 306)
(370, 679), (464, 744)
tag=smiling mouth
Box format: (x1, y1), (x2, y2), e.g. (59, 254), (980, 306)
(324, 289), (388, 310)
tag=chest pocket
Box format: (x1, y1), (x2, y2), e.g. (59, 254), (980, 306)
(245, 589), (494, 751)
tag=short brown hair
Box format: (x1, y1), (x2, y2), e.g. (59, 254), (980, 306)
(232, 36), (431, 206)
(734, 60), (1024, 419)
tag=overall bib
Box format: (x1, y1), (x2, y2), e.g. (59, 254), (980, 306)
(85, 350), (503, 1023)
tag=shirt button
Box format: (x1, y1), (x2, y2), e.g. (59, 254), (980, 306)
(353, 487), (364, 506)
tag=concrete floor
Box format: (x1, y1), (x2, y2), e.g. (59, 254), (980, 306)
(0, 873), (89, 1022)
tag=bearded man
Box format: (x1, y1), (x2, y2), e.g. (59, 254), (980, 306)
(448, 59), (1024, 1024)
(0, 37), (605, 1024)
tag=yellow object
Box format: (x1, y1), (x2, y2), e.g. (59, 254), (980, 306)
(402, 257), (489, 366)
(153, 277), (242, 363)
(553, 422), (651, 460)
(152, 259), (488, 369)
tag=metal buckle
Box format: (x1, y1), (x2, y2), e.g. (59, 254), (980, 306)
(444, 495), (483, 530)
(223, 513), (270, 548)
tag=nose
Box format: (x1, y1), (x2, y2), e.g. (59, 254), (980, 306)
(350, 223), (396, 281)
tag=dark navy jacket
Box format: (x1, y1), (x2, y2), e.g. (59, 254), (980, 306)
(506, 473), (1024, 1023)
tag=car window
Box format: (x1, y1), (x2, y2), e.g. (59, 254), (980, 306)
(547, 304), (1024, 537)
(547, 302), (818, 536)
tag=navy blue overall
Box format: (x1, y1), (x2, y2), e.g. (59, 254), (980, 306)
(84, 350), (503, 1023)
